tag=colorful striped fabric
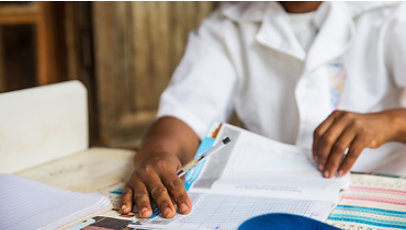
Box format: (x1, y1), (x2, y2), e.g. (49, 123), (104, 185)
(327, 174), (406, 230)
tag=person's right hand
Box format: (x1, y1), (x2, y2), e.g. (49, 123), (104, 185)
(120, 152), (192, 218)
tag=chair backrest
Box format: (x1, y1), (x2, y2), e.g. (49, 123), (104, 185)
(0, 80), (88, 173)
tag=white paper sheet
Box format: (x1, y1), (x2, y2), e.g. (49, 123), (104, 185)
(139, 192), (333, 230)
(193, 124), (350, 202)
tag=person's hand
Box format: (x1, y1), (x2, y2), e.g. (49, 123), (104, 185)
(120, 152), (191, 218)
(312, 110), (397, 178)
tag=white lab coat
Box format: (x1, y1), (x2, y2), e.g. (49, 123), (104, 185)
(157, 2), (406, 175)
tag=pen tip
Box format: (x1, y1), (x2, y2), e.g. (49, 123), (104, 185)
(223, 137), (231, 144)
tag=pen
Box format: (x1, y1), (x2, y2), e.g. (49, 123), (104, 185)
(177, 137), (231, 177)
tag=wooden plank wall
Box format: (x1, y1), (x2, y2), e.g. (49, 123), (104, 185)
(92, 2), (217, 148)
(0, 28), (4, 92)
(63, 2), (99, 145)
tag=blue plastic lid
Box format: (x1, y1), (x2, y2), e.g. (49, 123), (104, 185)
(238, 213), (341, 230)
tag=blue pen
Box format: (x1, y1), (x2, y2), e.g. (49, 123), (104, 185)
(176, 137), (231, 177)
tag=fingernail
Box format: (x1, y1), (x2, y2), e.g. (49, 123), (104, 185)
(163, 207), (172, 217)
(323, 171), (330, 178)
(121, 205), (126, 212)
(141, 207), (148, 215)
(318, 164), (323, 171)
(180, 203), (189, 213)
(337, 170), (343, 177)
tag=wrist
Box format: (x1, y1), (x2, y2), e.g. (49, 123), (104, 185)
(134, 148), (178, 168)
(385, 109), (406, 143)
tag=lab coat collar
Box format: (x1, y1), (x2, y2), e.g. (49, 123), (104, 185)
(222, 2), (307, 59)
(221, 2), (398, 70)
(223, 2), (356, 63)
(255, 2), (307, 60)
(304, 2), (355, 72)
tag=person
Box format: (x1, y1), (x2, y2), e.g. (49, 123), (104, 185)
(120, 1), (406, 219)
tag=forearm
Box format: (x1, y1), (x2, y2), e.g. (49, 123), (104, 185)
(134, 116), (200, 168)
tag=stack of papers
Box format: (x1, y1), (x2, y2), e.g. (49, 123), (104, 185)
(132, 123), (350, 230)
(0, 174), (111, 230)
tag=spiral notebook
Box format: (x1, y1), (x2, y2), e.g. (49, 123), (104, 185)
(0, 174), (112, 230)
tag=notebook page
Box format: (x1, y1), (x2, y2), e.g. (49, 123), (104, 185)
(0, 174), (111, 230)
(191, 124), (350, 202)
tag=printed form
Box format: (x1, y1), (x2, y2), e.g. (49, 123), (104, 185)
(135, 124), (350, 230)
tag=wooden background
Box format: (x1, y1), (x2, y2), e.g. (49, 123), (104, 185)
(92, 2), (218, 148)
(0, 2), (218, 148)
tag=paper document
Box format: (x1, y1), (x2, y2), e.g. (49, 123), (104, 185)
(0, 174), (111, 230)
(137, 193), (332, 230)
(192, 124), (349, 201)
(134, 124), (350, 230)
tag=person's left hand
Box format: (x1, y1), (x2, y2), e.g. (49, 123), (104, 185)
(312, 110), (396, 178)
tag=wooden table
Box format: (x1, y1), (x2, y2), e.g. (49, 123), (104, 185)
(16, 147), (135, 194)
(15, 147), (406, 230)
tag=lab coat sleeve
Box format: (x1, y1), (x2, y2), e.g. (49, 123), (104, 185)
(386, 3), (406, 108)
(157, 11), (238, 139)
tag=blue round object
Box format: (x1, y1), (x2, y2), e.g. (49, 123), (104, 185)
(238, 213), (341, 230)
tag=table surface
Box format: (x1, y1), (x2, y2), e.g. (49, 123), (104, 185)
(16, 147), (135, 194)
(15, 148), (406, 230)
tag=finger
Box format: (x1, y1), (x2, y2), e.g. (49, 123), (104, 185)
(143, 172), (176, 218)
(162, 173), (191, 215)
(313, 111), (341, 163)
(337, 136), (366, 176)
(316, 112), (353, 171)
(323, 126), (356, 178)
(131, 178), (153, 218)
(120, 187), (133, 214)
